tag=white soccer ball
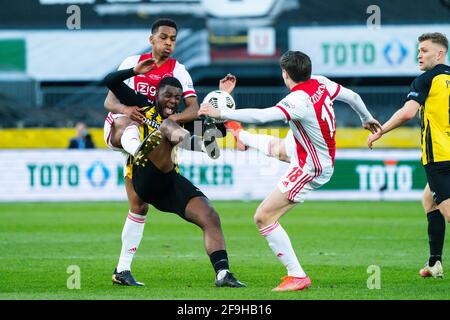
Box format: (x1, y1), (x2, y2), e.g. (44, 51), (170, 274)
(202, 90), (236, 123)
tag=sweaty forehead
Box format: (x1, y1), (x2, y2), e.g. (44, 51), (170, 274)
(159, 85), (181, 95)
(155, 26), (177, 37)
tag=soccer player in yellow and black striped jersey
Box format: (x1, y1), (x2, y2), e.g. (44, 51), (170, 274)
(103, 61), (245, 288)
(368, 32), (450, 278)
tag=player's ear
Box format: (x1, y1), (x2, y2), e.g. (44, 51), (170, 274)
(149, 35), (154, 45)
(437, 48), (446, 61)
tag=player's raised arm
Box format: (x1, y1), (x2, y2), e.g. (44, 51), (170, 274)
(367, 99), (420, 149)
(198, 103), (286, 124)
(335, 86), (382, 134)
(219, 73), (237, 94)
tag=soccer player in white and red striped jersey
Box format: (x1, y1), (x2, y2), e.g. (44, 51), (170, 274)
(224, 74), (381, 163)
(199, 50), (381, 292)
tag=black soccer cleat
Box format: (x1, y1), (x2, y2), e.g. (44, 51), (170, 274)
(215, 271), (246, 288)
(112, 269), (145, 286)
(203, 121), (221, 160)
(134, 130), (162, 167)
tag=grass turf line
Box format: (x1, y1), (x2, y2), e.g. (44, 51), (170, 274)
(0, 201), (448, 300)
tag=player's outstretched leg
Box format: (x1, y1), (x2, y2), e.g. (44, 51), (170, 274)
(223, 120), (248, 151)
(184, 197), (246, 288)
(255, 188), (311, 292)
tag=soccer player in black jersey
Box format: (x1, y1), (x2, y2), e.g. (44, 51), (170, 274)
(104, 58), (245, 288)
(368, 32), (450, 278)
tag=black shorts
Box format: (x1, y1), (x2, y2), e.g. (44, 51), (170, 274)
(132, 161), (206, 217)
(424, 161), (450, 205)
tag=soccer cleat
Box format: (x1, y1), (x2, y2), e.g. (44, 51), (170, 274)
(112, 269), (145, 286)
(224, 121), (248, 151)
(134, 130), (162, 167)
(419, 260), (444, 278)
(203, 121), (221, 160)
(215, 271), (246, 288)
(272, 275), (312, 292)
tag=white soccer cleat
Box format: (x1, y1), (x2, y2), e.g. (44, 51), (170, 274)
(419, 260), (444, 278)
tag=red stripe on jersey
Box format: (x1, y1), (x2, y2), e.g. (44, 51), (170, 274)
(293, 132), (308, 169)
(294, 120), (322, 177)
(275, 105), (291, 121)
(314, 100), (336, 166)
(330, 84), (341, 100)
(292, 78), (336, 168)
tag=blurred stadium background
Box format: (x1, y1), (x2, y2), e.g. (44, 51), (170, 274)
(0, 0), (449, 202)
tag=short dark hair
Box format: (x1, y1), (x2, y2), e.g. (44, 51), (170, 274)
(418, 32), (448, 51)
(151, 18), (178, 34)
(158, 76), (182, 91)
(279, 51), (312, 83)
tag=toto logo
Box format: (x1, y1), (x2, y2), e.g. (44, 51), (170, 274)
(86, 161), (110, 188)
(383, 39), (408, 66)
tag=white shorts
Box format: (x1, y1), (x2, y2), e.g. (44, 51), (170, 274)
(103, 112), (130, 178)
(103, 112), (128, 151)
(284, 129), (294, 161)
(277, 162), (333, 203)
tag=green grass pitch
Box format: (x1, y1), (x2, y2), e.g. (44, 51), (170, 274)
(0, 201), (448, 300)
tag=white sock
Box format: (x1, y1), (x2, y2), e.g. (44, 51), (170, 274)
(116, 211), (147, 273)
(121, 125), (141, 156)
(260, 221), (306, 277)
(239, 131), (273, 156)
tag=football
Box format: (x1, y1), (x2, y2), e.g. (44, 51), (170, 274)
(202, 90), (236, 123)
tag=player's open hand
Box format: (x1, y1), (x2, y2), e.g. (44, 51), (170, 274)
(367, 131), (382, 149)
(198, 102), (221, 119)
(123, 106), (147, 124)
(219, 73), (237, 94)
(133, 58), (155, 75)
(363, 118), (382, 134)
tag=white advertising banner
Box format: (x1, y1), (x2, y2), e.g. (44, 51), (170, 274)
(289, 25), (450, 77)
(0, 149), (425, 202)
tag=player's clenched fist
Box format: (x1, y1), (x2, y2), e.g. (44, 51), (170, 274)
(198, 102), (221, 119)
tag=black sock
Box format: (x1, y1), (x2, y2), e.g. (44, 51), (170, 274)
(209, 250), (229, 274)
(427, 209), (446, 266)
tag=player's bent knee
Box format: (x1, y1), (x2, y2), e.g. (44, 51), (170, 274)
(253, 210), (270, 228)
(130, 203), (149, 215)
(422, 197), (437, 214)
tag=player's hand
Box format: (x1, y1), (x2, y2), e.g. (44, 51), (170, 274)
(367, 131), (383, 149)
(198, 102), (221, 118)
(123, 106), (146, 124)
(219, 73), (237, 94)
(133, 58), (155, 75)
(362, 118), (382, 134)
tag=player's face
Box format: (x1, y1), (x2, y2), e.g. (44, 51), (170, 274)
(157, 85), (182, 118)
(418, 40), (442, 71)
(150, 26), (177, 59)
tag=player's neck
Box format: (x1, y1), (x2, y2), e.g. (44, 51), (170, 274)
(152, 51), (170, 67)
